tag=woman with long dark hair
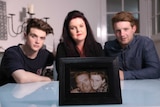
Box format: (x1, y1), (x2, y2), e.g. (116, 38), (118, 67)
(56, 10), (104, 79)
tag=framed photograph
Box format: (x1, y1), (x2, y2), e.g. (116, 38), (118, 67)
(59, 57), (122, 105)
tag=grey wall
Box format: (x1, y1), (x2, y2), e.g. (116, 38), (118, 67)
(0, 0), (104, 52)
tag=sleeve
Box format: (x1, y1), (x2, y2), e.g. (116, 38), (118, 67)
(124, 39), (160, 79)
(104, 41), (116, 57)
(55, 43), (67, 79)
(104, 42), (110, 56)
(1, 48), (24, 77)
(45, 50), (55, 66)
(96, 42), (105, 56)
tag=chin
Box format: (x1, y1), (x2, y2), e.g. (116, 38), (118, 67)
(32, 48), (40, 52)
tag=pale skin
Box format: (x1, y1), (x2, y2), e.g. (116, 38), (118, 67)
(12, 28), (52, 83)
(90, 75), (105, 90)
(73, 73), (93, 93)
(113, 21), (137, 80)
(69, 18), (87, 53)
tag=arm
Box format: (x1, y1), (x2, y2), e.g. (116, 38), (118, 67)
(119, 70), (124, 80)
(124, 39), (160, 79)
(45, 49), (55, 66)
(2, 47), (53, 84)
(12, 69), (51, 83)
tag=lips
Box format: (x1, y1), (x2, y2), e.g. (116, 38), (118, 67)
(121, 37), (127, 41)
(77, 34), (82, 36)
(33, 45), (40, 48)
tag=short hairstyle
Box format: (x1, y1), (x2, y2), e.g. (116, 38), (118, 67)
(112, 11), (136, 28)
(73, 71), (90, 79)
(25, 18), (53, 35)
(90, 70), (107, 80)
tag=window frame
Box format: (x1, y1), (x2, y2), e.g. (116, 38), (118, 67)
(99, 0), (158, 45)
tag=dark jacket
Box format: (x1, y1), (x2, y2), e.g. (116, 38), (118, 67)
(56, 42), (104, 79)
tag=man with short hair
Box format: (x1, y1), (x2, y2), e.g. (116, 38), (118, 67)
(104, 11), (160, 80)
(0, 18), (54, 86)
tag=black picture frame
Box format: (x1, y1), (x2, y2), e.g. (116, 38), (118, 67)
(59, 57), (122, 106)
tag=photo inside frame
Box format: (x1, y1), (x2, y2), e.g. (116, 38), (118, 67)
(59, 57), (122, 105)
(70, 69), (109, 93)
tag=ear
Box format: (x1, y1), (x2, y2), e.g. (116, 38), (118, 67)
(132, 25), (137, 33)
(23, 33), (27, 40)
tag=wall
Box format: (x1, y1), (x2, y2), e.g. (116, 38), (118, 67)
(152, 35), (160, 58)
(0, 0), (105, 52)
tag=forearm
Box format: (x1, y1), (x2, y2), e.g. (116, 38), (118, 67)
(123, 67), (160, 80)
(12, 70), (52, 84)
(124, 40), (160, 80)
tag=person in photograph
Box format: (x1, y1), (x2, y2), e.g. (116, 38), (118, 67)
(90, 71), (108, 92)
(56, 10), (104, 80)
(0, 18), (54, 86)
(104, 11), (160, 80)
(70, 71), (94, 93)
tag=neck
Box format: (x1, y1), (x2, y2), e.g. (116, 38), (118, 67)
(76, 41), (85, 57)
(76, 41), (84, 52)
(21, 44), (38, 59)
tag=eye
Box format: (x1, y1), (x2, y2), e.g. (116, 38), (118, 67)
(115, 30), (120, 34)
(29, 33), (37, 38)
(40, 37), (46, 40)
(69, 26), (76, 30)
(124, 28), (129, 31)
(80, 24), (84, 28)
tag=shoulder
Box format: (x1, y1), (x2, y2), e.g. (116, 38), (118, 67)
(94, 42), (102, 49)
(134, 35), (154, 46)
(56, 42), (67, 57)
(39, 48), (53, 57)
(135, 35), (153, 42)
(57, 42), (65, 48)
(104, 39), (119, 49)
(105, 39), (117, 45)
(6, 45), (19, 51)
(1, 45), (23, 66)
(57, 42), (66, 52)
(96, 42), (102, 47)
(131, 35), (157, 52)
(5, 45), (21, 56)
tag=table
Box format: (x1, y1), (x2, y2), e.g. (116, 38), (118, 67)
(0, 79), (160, 107)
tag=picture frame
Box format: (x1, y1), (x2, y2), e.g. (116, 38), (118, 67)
(59, 57), (122, 106)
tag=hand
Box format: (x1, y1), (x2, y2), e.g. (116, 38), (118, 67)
(119, 70), (124, 80)
(43, 69), (54, 80)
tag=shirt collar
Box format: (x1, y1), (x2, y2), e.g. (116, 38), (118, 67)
(127, 35), (137, 49)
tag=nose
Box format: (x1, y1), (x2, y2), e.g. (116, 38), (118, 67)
(35, 37), (40, 43)
(82, 82), (87, 87)
(76, 27), (80, 33)
(119, 30), (125, 36)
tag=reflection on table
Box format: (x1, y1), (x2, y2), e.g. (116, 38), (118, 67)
(0, 79), (160, 107)
(0, 81), (58, 107)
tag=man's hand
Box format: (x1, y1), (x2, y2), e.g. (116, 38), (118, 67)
(119, 70), (124, 80)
